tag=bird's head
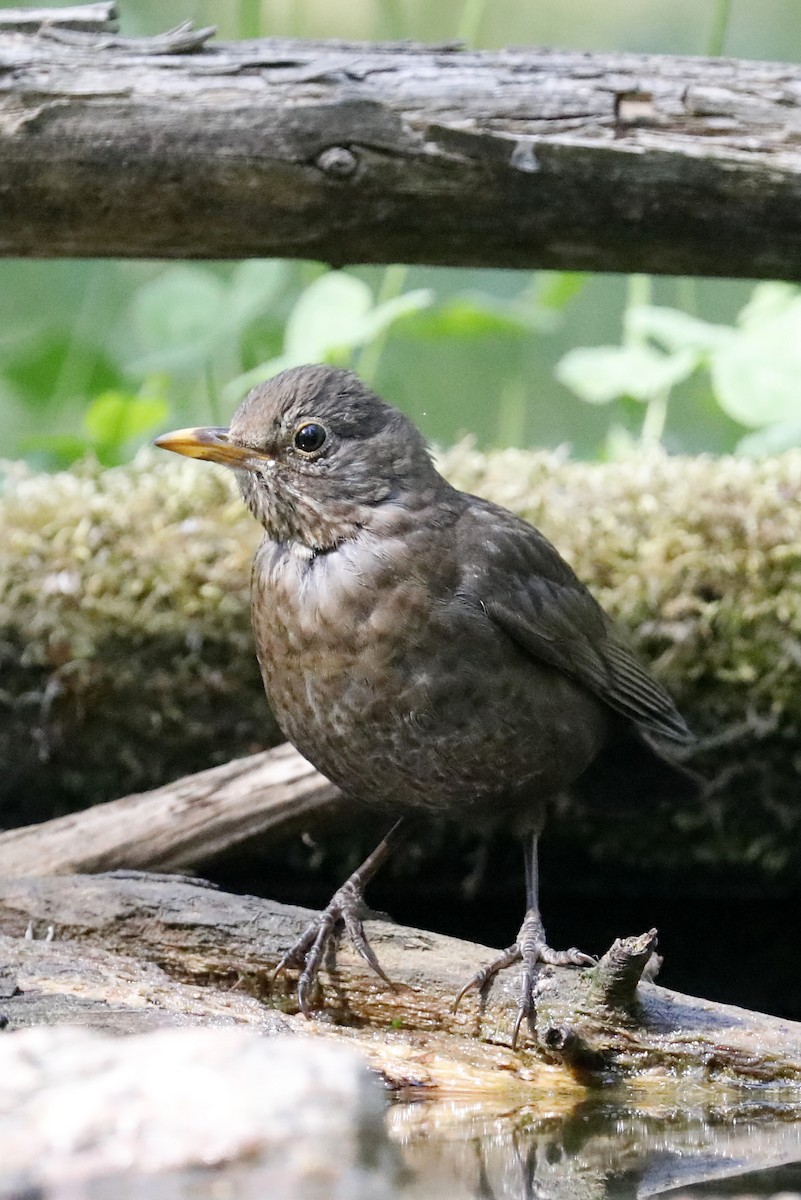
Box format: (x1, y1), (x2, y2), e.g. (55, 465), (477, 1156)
(155, 364), (441, 551)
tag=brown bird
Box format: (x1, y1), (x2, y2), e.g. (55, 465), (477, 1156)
(155, 364), (694, 1042)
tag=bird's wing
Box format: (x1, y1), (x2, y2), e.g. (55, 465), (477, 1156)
(457, 497), (692, 745)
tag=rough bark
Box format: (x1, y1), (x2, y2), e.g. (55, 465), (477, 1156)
(3, 15), (801, 274)
(2, 872), (801, 1090)
(0, 742), (341, 878)
(0, 3), (116, 32)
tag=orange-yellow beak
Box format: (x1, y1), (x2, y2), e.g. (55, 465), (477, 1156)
(154, 426), (263, 469)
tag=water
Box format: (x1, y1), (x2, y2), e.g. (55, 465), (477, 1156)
(389, 1089), (801, 1199)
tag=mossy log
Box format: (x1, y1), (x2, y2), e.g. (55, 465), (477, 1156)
(3, 872), (801, 1092)
(2, 448), (801, 877)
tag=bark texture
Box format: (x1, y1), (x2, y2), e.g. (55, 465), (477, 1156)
(3, 15), (801, 274)
(0, 742), (342, 879)
(3, 872), (801, 1090)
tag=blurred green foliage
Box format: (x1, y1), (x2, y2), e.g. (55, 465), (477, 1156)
(1, 0), (799, 466)
(558, 281), (801, 457)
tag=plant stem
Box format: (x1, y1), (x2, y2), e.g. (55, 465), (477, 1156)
(237, 0), (262, 39)
(205, 360), (222, 425)
(378, 0), (406, 40)
(623, 274), (653, 347)
(624, 276), (669, 448)
(626, 274), (652, 315)
(640, 392), (668, 448)
(457, 0), (488, 46)
(354, 265), (409, 384)
(708, 0), (734, 56)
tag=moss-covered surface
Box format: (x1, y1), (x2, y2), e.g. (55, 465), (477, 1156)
(2, 447), (800, 878)
(0, 454), (275, 824)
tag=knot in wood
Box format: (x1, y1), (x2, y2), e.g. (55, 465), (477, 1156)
(316, 146), (359, 178)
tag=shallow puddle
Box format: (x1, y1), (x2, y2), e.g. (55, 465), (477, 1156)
(388, 1087), (801, 1198)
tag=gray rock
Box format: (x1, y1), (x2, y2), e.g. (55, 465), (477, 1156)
(0, 1026), (395, 1198)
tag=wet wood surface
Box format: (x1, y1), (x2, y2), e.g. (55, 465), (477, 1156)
(3, 872), (801, 1092)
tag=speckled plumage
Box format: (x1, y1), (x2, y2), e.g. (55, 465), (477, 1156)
(230, 365), (689, 829)
(156, 363), (694, 1033)
(250, 492), (610, 824)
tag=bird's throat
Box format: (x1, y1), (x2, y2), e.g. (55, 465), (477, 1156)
(238, 468), (368, 553)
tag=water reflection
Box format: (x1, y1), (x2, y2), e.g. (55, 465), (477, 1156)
(390, 1090), (801, 1199)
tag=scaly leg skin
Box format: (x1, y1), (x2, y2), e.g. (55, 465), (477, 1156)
(273, 819), (405, 1016)
(455, 829), (594, 1049)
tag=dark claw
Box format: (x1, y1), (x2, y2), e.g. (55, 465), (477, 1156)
(453, 943), (521, 1012)
(296, 920), (334, 1016)
(511, 1004), (526, 1051)
(456, 912), (595, 1047)
(271, 920), (319, 981)
(272, 883), (393, 1015)
(343, 912), (394, 986)
(539, 946), (596, 968)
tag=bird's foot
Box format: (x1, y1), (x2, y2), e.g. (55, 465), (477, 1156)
(273, 821), (404, 1016)
(272, 875), (392, 1017)
(455, 909), (594, 1049)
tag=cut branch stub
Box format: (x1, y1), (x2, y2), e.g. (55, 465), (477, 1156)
(592, 928), (660, 1009)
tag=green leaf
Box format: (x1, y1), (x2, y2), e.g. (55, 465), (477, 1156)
(223, 273), (435, 404)
(737, 282), (799, 329)
(84, 391), (169, 447)
(534, 271), (588, 311)
(283, 273), (432, 362)
(710, 299), (801, 427)
(129, 266), (227, 375)
(556, 344), (698, 404)
(351, 288), (434, 344)
(625, 305), (731, 355)
(226, 260), (288, 330)
(737, 421), (801, 456)
(284, 273), (374, 361)
(18, 433), (90, 469)
(4, 333), (123, 412)
(398, 294), (548, 340)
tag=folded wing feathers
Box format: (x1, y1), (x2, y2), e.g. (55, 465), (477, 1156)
(601, 639), (693, 745)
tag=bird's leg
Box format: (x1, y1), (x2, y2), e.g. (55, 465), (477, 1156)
(513, 831), (596, 1043)
(455, 822), (594, 1047)
(273, 818), (406, 1016)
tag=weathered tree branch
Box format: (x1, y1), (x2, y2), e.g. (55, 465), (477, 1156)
(0, 743), (340, 878)
(3, 17), (801, 274)
(2, 873), (801, 1088)
(0, 3), (116, 32)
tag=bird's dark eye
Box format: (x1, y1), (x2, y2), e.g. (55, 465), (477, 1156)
(293, 423), (327, 454)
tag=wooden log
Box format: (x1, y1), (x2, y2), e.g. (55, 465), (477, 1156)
(0, 3), (117, 32)
(4, 20), (801, 275)
(5, 933), (801, 1200)
(2, 872), (801, 1089)
(0, 743), (340, 878)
